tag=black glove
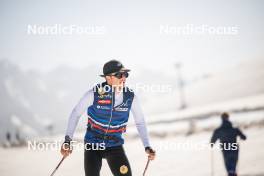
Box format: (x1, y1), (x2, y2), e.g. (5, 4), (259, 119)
(145, 146), (156, 160)
(62, 135), (73, 150)
(145, 146), (155, 154)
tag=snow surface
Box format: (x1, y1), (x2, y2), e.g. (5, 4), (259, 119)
(0, 127), (263, 176)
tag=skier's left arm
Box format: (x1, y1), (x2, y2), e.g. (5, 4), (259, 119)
(236, 128), (247, 140)
(131, 94), (156, 160)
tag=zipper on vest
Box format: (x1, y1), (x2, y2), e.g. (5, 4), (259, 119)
(102, 87), (115, 144)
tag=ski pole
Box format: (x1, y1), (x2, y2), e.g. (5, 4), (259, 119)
(142, 158), (150, 176)
(236, 140), (240, 176)
(50, 156), (66, 176)
(211, 148), (214, 176)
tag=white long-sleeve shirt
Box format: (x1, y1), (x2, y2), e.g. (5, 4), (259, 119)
(65, 89), (151, 147)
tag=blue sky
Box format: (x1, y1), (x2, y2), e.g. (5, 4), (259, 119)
(0, 0), (263, 78)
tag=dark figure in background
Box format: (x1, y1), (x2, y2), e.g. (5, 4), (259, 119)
(6, 132), (11, 143)
(15, 132), (20, 142)
(210, 112), (247, 176)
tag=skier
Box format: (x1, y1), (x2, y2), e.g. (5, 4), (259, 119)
(210, 112), (247, 176)
(6, 132), (11, 143)
(5, 132), (11, 147)
(60, 60), (156, 176)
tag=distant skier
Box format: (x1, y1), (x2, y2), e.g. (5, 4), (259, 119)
(5, 132), (12, 147)
(15, 131), (21, 144)
(6, 132), (11, 143)
(210, 112), (247, 176)
(60, 60), (156, 176)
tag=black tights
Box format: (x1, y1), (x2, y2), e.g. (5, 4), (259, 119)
(84, 145), (132, 176)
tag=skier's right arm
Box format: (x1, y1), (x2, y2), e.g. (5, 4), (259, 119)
(210, 130), (219, 147)
(61, 89), (94, 157)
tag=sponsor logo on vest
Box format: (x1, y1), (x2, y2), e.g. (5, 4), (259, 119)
(98, 99), (111, 104)
(119, 99), (132, 107)
(97, 105), (111, 110)
(115, 107), (128, 112)
(98, 87), (105, 95)
(98, 94), (112, 99)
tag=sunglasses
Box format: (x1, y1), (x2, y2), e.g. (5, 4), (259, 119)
(110, 72), (129, 79)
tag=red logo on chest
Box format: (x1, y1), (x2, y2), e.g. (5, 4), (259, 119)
(98, 100), (111, 105)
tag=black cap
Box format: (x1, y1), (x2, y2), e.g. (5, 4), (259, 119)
(100, 60), (130, 77)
